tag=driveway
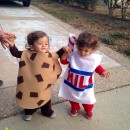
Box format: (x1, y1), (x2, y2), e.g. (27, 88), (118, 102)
(0, 1), (70, 88)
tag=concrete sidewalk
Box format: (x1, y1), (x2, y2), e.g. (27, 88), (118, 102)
(0, 86), (130, 130)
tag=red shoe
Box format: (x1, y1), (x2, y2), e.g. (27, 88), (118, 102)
(70, 109), (78, 117)
(86, 111), (93, 119)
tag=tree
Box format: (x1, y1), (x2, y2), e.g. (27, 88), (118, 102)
(120, 0), (130, 19)
(75, 0), (99, 11)
(103, 0), (116, 15)
(103, 0), (130, 19)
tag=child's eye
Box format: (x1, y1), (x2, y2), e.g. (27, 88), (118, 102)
(79, 49), (82, 51)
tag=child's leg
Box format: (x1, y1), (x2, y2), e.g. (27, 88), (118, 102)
(41, 99), (55, 118)
(24, 108), (37, 115)
(69, 101), (80, 110)
(69, 101), (80, 116)
(82, 104), (94, 112)
(82, 104), (94, 119)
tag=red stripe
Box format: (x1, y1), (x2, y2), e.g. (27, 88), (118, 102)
(79, 76), (86, 88)
(88, 76), (92, 84)
(72, 36), (76, 40)
(69, 38), (74, 46)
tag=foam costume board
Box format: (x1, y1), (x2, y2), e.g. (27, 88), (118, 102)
(59, 34), (102, 104)
(16, 50), (62, 109)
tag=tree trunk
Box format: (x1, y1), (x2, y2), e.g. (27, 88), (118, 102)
(121, 0), (126, 19)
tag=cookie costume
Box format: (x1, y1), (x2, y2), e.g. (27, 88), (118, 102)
(10, 46), (63, 109)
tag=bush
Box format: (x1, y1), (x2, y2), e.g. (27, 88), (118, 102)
(74, 0), (99, 11)
(124, 48), (130, 56)
(110, 31), (126, 39)
(100, 35), (115, 45)
(100, 31), (127, 45)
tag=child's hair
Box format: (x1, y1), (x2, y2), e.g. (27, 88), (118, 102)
(76, 32), (99, 50)
(27, 31), (48, 45)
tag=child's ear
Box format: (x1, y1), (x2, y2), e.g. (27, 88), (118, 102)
(29, 45), (34, 50)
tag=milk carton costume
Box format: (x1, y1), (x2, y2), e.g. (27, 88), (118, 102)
(59, 34), (104, 104)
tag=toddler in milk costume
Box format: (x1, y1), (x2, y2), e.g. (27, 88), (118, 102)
(59, 31), (110, 119)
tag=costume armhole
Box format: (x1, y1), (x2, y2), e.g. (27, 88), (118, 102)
(52, 52), (59, 60)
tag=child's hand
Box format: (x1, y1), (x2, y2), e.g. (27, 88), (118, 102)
(8, 40), (15, 48)
(63, 46), (72, 55)
(101, 71), (110, 78)
(61, 52), (70, 60)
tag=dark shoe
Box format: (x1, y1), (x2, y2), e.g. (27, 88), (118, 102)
(0, 80), (3, 86)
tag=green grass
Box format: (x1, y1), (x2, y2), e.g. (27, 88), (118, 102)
(100, 31), (127, 45)
(117, 48), (130, 56)
(32, 0), (51, 2)
(124, 48), (130, 56)
(42, 8), (80, 21)
(86, 19), (99, 24)
(32, 1), (99, 24)
(110, 31), (127, 39)
(32, 1), (81, 22)
(32, 0), (130, 56)
(100, 36), (115, 45)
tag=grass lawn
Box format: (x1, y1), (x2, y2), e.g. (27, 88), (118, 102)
(31, 0), (130, 57)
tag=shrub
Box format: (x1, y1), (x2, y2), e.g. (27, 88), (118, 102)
(110, 31), (126, 39)
(100, 31), (127, 45)
(124, 48), (130, 56)
(74, 0), (99, 11)
(100, 35), (115, 45)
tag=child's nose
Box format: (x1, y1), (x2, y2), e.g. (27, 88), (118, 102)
(81, 51), (85, 55)
(42, 43), (45, 46)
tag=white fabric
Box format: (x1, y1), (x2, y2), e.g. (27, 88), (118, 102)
(59, 49), (102, 104)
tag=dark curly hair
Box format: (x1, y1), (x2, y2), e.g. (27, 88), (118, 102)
(76, 31), (99, 50)
(27, 31), (48, 45)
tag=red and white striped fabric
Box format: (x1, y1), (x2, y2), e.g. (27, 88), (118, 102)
(68, 33), (77, 50)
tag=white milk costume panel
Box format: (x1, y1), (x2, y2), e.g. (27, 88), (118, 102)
(59, 34), (102, 104)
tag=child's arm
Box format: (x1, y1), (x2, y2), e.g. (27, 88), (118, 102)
(7, 39), (23, 58)
(58, 33), (76, 64)
(60, 52), (70, 65)
(56, 46), (72, 58)
(60, 46), (72, 64)
(95, 65), (110, 78)
(10, 45), (23, 58)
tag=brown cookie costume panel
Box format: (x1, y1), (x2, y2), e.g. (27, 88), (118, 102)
(16, 50), (62, 109)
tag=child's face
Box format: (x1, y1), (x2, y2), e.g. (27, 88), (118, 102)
(77, 47), (95, 57)
(30, 36), (49, 53)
